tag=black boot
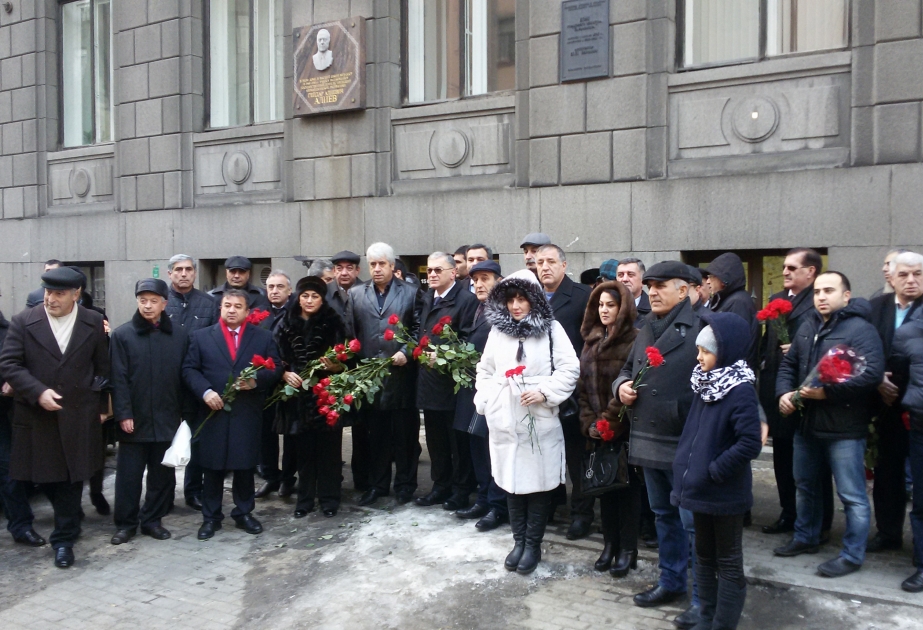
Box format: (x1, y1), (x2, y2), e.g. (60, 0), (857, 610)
(505, 494), (527, 571)
(711, 578), (746, 630)
(609, 549), (638, 578)
(518, 492), (552, 575)
(692, 560), (718, 628)
(595, 538), (616, 572)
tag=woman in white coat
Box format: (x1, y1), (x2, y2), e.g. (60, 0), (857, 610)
(475, 270), (580, 574)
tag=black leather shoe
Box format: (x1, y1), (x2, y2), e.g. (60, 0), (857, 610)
(633, 584), (687, 608)
(609, 549), (638, 578)
(866, 533), (902, 552)
(234, 514), (263, 534)
(323, 508), (337, 517)
(395, 491), (414, 505)
(197, 521), (221, 540)
(475, 508), (506, 532)
(255, 481), (281, 498)
(456, 503), (489, 520)
(566, 518), (592, 540)
(817, 556), (861, 578)
(901, 569), (923, 593)
(110, 529), (136, 545)
(54, 546), (75, 568)
(294, 507), (313, 518)
(595, 542), (615, 571)
(185, 495), (203, 511)
(773, 539), (819, 557)
(90, 492), (110, 516)
(414, 490), (450, 507)
(442, 494), (470, 511)
(140, 525), (171, 540)
(762, 517), (795, 535)
(13, 529), (46, 547)
(358, 488), (386, 506)
(278, 480), (296, 498)
(672, 604), (701, 629)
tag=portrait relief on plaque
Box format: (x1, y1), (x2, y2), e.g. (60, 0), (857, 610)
(293, 18), (366, 116)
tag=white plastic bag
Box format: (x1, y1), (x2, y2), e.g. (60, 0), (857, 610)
(161, 421), (192, 468)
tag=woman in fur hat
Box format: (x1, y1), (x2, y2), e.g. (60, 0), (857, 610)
(475, 270), (580, 574)
(274, 275), (348, 518)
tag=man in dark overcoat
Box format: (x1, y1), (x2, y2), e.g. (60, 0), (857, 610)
(109, 279), (195, 545)
(183, 289), (281, 540)
(414, 252), (479, 510)
(0, 267), (110, 568)
(345, 242), (422, 507)
(208, 256), (272, 315)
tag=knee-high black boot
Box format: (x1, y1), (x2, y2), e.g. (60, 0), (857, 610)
(711, 578), (746, 630)
(505, 494), (527, 571)
(518, 492), (552, 575)
(692, 560), (718, 629)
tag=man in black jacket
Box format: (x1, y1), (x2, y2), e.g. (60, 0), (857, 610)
(867, 250), (923, 552)
(414, 252), (479, 509)
(703, 253), (759, 371)
(327, 250), (362, 319)
(536, 244), (593, 540)
(759, 248), (834, 537)
(165, 254), (216, 511)
(25, 260), (62, 309)
(617, 258), (651, 321)
(209, 256), (272, 315)
(110, 279), (195, 544)
(775, 271), (885, 578)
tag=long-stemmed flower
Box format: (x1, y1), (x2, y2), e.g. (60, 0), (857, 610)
(415, 316), (480, 393)
(195, 354), (276, 438)
(506, 365), (541, 453)
(757, 298), (793, 345)
(618, 346), (665, 422)
(264, 338), (362, 407)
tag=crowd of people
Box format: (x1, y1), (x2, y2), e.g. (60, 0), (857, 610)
(1, 235), (923, 630)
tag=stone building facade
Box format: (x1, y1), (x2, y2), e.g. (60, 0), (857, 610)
(0, 0), (921, 325)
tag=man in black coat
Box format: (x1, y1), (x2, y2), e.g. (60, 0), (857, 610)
(164, 254), (216, 511)
(703, 253), (759, 371)
(345, 243), (422, 507)
(183, 289), (282, 540)
(208, 256), (272, 315)
(414, 252), (479, 510)
(454, 260), (508, 530)
(775, 272), (885, 578)
(326, 250), (363, 319)
(109, 279), (195, 545)
(759, 248), (834, 537)
(535, 244), (594, 540)
(617, 258), (651, 322)
(867, 251), (923, 552)
(25, 260), (62, 309)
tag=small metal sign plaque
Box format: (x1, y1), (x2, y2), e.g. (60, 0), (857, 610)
(560, 0), (610, 82)
(293, 17), (366, 116)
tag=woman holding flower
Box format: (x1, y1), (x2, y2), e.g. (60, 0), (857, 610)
(475, 270), (579, 575)
(274, 276), (348, 517)
(576, 280), (641, 577)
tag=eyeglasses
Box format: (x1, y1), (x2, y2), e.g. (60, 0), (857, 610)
(426, 267), (449, 274)
(783, 265), (808, 272)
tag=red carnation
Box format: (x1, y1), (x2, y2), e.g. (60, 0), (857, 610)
(325, 411), (339, 426)
(320, 378), (331, 387)
(334, 343), (346, 353)
(318, 405), (330, 416)
(645, 346), (664, 367)
(818, 356), (852, 384)
(505, 365), (526, 378)
(596, 419), (610, 433)
(432, 323), (445, 335)
(312, 383), (325, 395)
(768, 298), (793, 316)
(601, 429), (616, 441)
(412, 346), (423, 360)
(438, 316), (452, 326)
(343, 394), (354, 405)
(263, 358), (275, 371)
(252, 355), (266, 368)
(383, 329), (395, 341)
(388, 314), (400, 325)
(756, 308), (771, 322)
(420, 335), (431, 348)
(326, 394), (337, 406)
(337, 353), (349, 361)
(348, 339), (361, 353)
(246, 309), (270, 325)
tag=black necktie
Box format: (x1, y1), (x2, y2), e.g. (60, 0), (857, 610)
(433, 296), (442, 308)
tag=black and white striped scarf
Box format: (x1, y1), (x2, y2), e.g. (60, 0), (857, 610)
(690, 360), (755, 402)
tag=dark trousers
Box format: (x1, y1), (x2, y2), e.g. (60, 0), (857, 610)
(42, 480), (84, 549)
(694, 512), (745, 586)
(422, 409), (476, 496)
(771, 421), (835, 529)
(470, 431), (507, 514)
(114, 441), (174, 531)
(184, 451), (204, 501)
(295, 428), (343, 512)
(873, 413), (910, 542)
(562, 417), (594, 521)
(350, 415), (371, 490)
(201, 468), (255, 522)
(367, 408), (421, 495)
(908, 430), (923, 568)
(599, 465), (643, 552)
(0, 416), (34, 537)
(260, 407), (297, 485)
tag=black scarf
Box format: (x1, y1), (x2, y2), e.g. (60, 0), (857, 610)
(649, 298), (687, 340)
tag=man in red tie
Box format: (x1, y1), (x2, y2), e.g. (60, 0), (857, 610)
(183, 289), (281, 540)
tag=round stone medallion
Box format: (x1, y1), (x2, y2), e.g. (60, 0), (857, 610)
(225, 151), (252, 185)
(72, 168), (91, 197)
(436, 130), (469, 168)
(731, 97), (779, 143)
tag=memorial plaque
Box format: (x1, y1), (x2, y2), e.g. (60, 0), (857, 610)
(293, 17), (366, 116)
(560, 0), (610, 82)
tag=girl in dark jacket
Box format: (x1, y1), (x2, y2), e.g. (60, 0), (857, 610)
(576, 281), (640, 577)
(274, 276), (348, 518)
(671, 312), (762, 630)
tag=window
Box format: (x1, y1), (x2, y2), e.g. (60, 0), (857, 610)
(208, 0), (284, 128)
(405, 0), (515, 103)
(682, 0), (848, 68)
(67, 263), (107, 311)
(61, 0), (113, 147)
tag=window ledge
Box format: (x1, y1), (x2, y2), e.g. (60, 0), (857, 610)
(194, 121), (285, 145)
(47, 143), (115, 163)
(669, 50), (852, 91)
(392, 92), (515, 123)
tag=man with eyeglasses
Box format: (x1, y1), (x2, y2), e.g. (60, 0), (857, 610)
(415, 252), (479, 509)
(760, 248), (834, 538)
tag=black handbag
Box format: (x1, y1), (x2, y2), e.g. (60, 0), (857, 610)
(581, 440), (630, 496)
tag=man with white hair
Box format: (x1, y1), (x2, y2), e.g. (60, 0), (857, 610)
(867, 250), (923, 553)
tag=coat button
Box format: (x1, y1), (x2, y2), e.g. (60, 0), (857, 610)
(651, 389), (657, 396)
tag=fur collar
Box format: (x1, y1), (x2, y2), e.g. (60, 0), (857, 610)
(132, 309), (173, 334)
(484, 276), (554, 339)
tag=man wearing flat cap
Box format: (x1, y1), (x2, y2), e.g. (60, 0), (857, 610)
(613, 261), (704, 625)
(0, 266), (110, 568)
(327, 250), (363, 319)
(520, 233), (551, 276)
(209, 256), (271, 315)
(109, 279), (196, 545)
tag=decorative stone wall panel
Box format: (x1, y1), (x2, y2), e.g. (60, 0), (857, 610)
(193, 138), (283, 199)
(47, 154), (116, 211)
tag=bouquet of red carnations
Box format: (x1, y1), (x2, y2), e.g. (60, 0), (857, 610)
(264, 338), (362, 407)
(792, 344), (868, 410)
(414, 316), (480, 393)
(617, 346), (665, 422)
(757, 298), (794, 345)
(595, 419), (616, 441)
